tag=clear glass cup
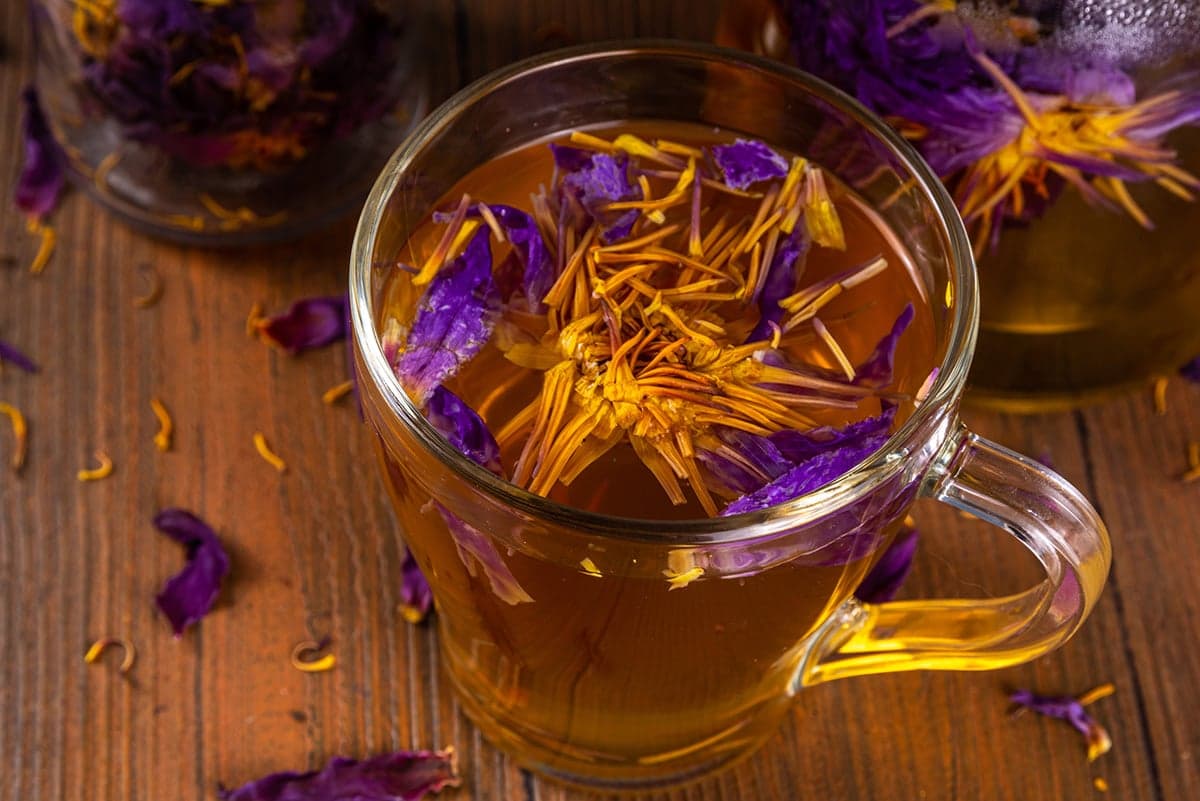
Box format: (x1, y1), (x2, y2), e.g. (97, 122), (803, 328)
(349, 42), (1111, 790)
(29, 0), (429, 245)
(716, 0), (1200, 411)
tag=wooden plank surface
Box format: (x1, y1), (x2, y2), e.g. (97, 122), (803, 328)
(1, 3), (1197, 800)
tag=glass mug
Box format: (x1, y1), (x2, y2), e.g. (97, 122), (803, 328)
(349, 43), (1111, 790)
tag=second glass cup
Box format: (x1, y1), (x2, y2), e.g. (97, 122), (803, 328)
(350, 43), (1111, 790)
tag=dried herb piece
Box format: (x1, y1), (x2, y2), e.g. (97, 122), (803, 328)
(256, 296), (348, 354)
(395, 229), (499, 405)
(712, 138), (790, 190)
(855, 304), (915, 388)
(151, 397), (173, 451)
(253, 432), (287, 473)
(0, 401), (28, 472)
(400, 550), (432, 624)
(77, 450), (114, 481)
(424, 386), (503, 476)
(290, 639), (336, 673)
(133, 264), (163, 308)
(0, 338), (38, 374)
(322, 380), (356, 405)
(854, 521), (918, 603)
(154, 508), (230, 637)
(552, 144), (643, 243)
(1181, 356), (1200, 383)
(15, 87), (65, 222)
(218, 749), (459, 801)
(83, 637), (136, 674)
(1010, 683), (1115, 762)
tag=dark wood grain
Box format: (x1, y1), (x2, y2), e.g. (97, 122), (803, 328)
(2, 3), (1198, 800)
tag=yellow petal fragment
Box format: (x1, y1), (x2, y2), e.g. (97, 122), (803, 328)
(246, 302), (265, 336)
(1077, 683), (1116, 707)
(803, 168), (845, 250)
(290, 640), (336, 673)
(84, 637), (136, 673)
(0, 402), (27, 472)
(1152, 376), (1168, 416)
(1094, 778), (1109, 793)
(151, 397), (173, 452)
(321, 380), (355, 405)
(77, 450), (114, 481)
(579, 557), (602, 577)
(253, 432), (287, 473)
(663, 566), (704, 591)
(26, 218), (56, 275)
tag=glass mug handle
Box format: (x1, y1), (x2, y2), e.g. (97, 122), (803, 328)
(798, 424), (1111, 686)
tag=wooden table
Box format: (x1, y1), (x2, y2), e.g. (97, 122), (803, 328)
(2, 3), (1198, 800)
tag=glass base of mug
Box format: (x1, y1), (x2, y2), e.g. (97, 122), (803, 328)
(440, 638), (777, 791)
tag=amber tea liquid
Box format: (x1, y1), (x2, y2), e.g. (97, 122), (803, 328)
(374, 122), (938, 784)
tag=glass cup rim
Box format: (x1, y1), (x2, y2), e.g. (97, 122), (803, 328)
(349, 39), (977, 544)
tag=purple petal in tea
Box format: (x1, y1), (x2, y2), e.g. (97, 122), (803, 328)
(712, 138), (789, 190)
(424, 386), (503, 477)
(395, 229), (499, 405)
(0, 338), (39, 374)
(217, 749), (459, 801)
(854, 304), (915, 388)
(437, 505), (533, 606)
(153, 508), (230, 637)
(552, 145), (643, 243)
(854, 525), (918, 603)
(1010, 687), (1114, 762)
(697, 428), (790, 496)
(473, 204), (554, 305)
(770, 408), (896, 465)
(748, 228), (810, 343)
(721, 430), (890, 516)
(257, 295), (349, 354)
(399, 549), (432, 624)
(15, 87), (65, 221)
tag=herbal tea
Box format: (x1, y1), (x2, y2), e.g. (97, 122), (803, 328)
(372, 123), (938, 779)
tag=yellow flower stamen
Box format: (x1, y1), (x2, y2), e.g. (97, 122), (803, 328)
(84, 637), (135, 673)
(1180, 442), (1200, 484)
(253, 432), (287, 473)
(133, 264), (164, 309)
(151, 397), (173, 452)
(414, 193), (471, 285)
(663, 566), (704, 590)
(812, 317), (856, 381)
(26, 218), (56, 275)
(579, 557), (602, 577)
(77, 450), (114, 482)
(0, 402), (27, 472)
(1152, 376), (1169, 416)
(246, 302), (265, 336)
(322, 380), (356, 405)
(290, 640), (336, 673)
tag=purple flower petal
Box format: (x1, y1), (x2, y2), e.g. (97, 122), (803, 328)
(258, 295), (348, 354)
(721, 427), (892, 516)
(424, 386), (503, 476)
(436, 505), (534, 606)
(0, 338), (39, 374)
(696, 429), (790, 496)
(551, 145), (643, 244)
(15, 87), (65, 221)
(399, 549), (432, 624)
(711, 138), (789, 190)
(395, 229), (499, 405)
(153, 508), (230, 636)
(217, 749), (459, 801)
(770, 408), (896, 464)
(1181, 356), (1200, 383)
(748, 228), (810, 342)
(468, 204), (553, 306)
(854, 524), (918, 603)
(854, 304), (915, 388)
(1010, 687), (1114, 762)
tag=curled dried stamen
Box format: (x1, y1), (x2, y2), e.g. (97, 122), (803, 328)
(26, 218), (56, 275)
(246, 302), (265, 336)
(1180, 442), (1200, 483)
(321, 380), (355, 405)
(133, 264), (163, 308)
(84, 637), (136, 673)
(1152, 376), (1169, 416)
(77, 450), (114, 481)
(0, 402), (28, 472)
(290, 639), (336, 673)
(253, 432), (286, 473)
(151, 397), (173, 452)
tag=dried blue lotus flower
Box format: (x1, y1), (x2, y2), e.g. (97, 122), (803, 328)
(15, 87), (65, 222)
(0, 338), (39, 374)
(257, 295), (349, 354)
(782, 0), (1200, 253)
(1010, 685), (1115, 763)
(712, 138), (790, 190)
(854, 523), (918, 603)
(399, 549), (432, 625)
(395, 229), (499, 405)
(218, 749), (459, 801)
(72, 0), (408, 171)
(153, 508), (230, 637)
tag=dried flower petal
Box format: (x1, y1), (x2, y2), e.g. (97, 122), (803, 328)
(253, 432), (287, 473)
(424, 386), (503, 476)
(395, 229), (499, 405)
(1010, 684), (1115, 763)
(1181, 356), (1200, 383)
(437, 505), (534, 606)
(712, 138), (789, 190)
(77, 450), (114, 481)
(770, 408), (896, 465)
(15, 87), (65, 221)
(748, 228), (810, 342)
(83, 637), (136, 674)
(854, 304), (915, 388)
(153, 508), (230, 637)
(0, 401), (28, 472)
(290, 639), (336, 673)
(854, 523), (918, 603)
(552, 145), (643, 243)
(466, 204), (553, 305)
(217, 749), (460, 801)
(151, 397), (173, 451)
(256, 296), (348, 354)
(0, 338), (39, 374)
(400, 549), (432, 624)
